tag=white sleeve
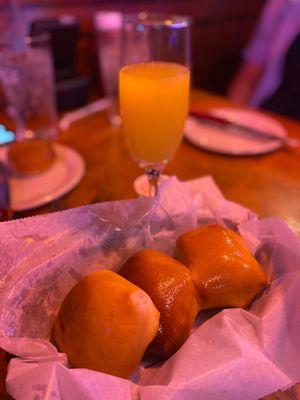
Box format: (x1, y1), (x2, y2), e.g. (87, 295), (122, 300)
(243, 0), (289, 64)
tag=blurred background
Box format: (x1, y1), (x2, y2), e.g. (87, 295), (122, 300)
(0, 0), (266, 109)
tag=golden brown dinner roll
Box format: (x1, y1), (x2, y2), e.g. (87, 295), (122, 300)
(176, 224), (267, 310)
(8, 139), (56, 175)
(119, 249), (201, 359)
(53, 270), (160, 378)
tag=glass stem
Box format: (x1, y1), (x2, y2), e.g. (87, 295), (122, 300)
(146, 168), (160, 197)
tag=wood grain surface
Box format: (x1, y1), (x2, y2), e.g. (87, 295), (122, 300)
(14, 89), (300, 234)
(1, 89), (300, 399)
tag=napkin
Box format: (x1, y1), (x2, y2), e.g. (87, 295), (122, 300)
(0, 176), (299, 400)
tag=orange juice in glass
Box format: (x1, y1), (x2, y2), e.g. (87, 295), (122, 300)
(120, 62), (190, 195)
(120, 62), (189, 164)
(120, 13), (191, 196)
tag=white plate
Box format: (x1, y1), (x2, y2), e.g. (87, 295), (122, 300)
(0, 143), (85, 211)
(184, 108), (287, 155)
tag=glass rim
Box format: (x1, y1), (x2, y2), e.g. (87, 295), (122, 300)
(122, 12), (192, 28)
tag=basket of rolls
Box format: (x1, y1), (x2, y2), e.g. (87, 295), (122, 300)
(0, 177), (299, 400)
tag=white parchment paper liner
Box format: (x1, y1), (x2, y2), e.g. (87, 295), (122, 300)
(0, 176), (299, 400)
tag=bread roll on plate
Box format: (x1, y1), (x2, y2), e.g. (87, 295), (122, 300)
(8, 139), (56, 175)
(176, 224), (267, 310)
(120, 249), (200, 359)
(53, 270), (160, 378)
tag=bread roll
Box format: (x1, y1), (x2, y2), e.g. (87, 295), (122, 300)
(176, 224), (267, 309)
(8, 139), (56, 175)
(119, 249), (200, 359)
(53, 270), (160, 378)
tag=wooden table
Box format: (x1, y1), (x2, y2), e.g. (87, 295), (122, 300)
(15, 90), (300, 233)
(1, 89), (300, 399)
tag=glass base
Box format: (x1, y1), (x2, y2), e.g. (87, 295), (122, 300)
(133, 174), (169, 197)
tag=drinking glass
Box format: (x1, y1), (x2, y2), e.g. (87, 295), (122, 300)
(119, 13), (191, 196)
(94, 11), (122, 128)
(0, 33), (57, 142)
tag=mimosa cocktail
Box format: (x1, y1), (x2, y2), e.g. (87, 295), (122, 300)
(120, 62), (190, 167)
(119, 13), (191, 196)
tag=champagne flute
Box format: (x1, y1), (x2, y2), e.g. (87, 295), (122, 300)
(119, 13), (191, 196)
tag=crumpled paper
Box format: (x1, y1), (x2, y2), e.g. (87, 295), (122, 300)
(0, 176), (299, 400)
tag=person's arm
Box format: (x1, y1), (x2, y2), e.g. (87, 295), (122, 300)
(228, 0), (286, 105)
(228, 62), (264, 105)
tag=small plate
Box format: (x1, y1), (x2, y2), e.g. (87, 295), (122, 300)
(184, 108), (287, 156)
(0, 143), (85, 211)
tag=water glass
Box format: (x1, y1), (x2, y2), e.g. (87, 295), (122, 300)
(0, 33), (57, 142)
(94, 11), (122, 127)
